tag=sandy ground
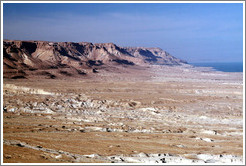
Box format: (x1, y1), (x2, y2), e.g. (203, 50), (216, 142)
(2, 64), (244, 163)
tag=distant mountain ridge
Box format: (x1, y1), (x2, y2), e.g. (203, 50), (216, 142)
(3, 40), (187, 79)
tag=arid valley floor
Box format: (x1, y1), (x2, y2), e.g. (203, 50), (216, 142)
(2, 65), (244, 164)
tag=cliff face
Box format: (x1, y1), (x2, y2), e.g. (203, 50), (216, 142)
(3, 40), (187, 79)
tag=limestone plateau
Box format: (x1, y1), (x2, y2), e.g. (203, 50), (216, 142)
(3, 40), (187, 79)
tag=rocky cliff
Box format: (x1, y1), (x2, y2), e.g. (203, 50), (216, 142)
(3, 40), (187, 79)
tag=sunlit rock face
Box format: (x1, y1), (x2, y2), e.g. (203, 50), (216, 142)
(3, 40), (186, 79)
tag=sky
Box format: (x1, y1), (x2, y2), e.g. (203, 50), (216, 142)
(3, 3), (244, 63)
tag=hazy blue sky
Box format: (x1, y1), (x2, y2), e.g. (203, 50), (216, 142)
(3, 3), (243, 63)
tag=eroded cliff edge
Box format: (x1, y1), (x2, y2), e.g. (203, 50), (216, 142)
(3, 40), (187, 79)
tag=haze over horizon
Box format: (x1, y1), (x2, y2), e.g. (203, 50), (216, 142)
(3, 3), (243, 63)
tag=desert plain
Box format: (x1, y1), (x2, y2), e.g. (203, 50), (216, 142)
(2, 64), (244, 163)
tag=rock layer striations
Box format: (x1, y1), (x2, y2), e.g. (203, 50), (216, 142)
(3, 40), (187, 79)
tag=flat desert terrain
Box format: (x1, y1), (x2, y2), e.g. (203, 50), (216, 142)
(2, 65), (244, 163)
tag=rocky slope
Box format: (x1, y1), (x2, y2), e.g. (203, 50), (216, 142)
(3, 40), (187, 79)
